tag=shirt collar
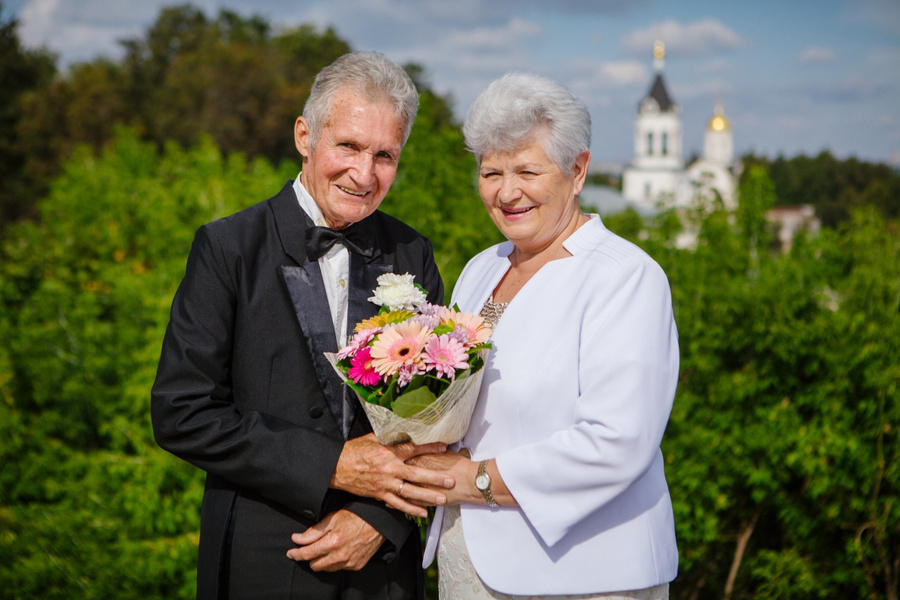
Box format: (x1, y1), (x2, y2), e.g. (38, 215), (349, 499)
(293, 173), (329, 227)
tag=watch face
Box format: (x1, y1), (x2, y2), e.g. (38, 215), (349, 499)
(475, 473), (490, 490)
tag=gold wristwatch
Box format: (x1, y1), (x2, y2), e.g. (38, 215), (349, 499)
(475, 459), (498, 507)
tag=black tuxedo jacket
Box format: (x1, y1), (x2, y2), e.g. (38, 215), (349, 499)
(151, 182), (444, 599)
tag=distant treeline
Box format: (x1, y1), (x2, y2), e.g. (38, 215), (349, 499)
(743, 152), (900, 227)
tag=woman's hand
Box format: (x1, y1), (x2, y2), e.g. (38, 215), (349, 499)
(406, 450), (479, 506)
(407, 451), (517, 507)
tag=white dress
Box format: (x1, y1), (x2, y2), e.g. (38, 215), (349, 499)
(438, 505), (669, 600)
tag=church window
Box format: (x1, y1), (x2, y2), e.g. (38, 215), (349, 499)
(647, 132), (654, 155)
(662, 132), (668, 156)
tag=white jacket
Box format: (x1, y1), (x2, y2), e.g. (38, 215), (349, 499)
(424, 216), (679, 595)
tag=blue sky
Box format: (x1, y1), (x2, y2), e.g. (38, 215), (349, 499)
(6, 0), (900, 167)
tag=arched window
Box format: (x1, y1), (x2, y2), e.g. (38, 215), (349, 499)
(647, 132), (654, 155)
(662, 132), (668, 156)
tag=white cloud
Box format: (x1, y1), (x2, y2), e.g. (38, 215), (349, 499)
(17, 0), (170, 64)
(444, 17), (542, 51)
(798, 46), (836, 64)
(562, 58), (646, 107)
(620, 18), (743, 57)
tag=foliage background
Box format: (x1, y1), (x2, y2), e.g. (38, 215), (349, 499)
(1, 4), (898, 599)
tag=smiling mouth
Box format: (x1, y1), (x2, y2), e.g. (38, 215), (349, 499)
(338, 185), (367, 197)
(501, 206), (534, 215)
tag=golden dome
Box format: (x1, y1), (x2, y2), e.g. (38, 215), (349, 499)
(654, 40), (665, 60)
(708, 98), (730, 131)
(709, 115), (730, 131)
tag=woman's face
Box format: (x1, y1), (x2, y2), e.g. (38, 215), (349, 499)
(478, 133), (589, 255)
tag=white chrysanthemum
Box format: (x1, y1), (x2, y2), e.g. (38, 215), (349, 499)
(368, 273), (427, 311)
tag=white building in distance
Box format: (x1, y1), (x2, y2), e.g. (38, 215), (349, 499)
(622, 41), (739, 212)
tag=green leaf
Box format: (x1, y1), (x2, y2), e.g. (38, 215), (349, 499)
(344, 380), (378, 406)
(391, 386), (437, 418)
(379, 378), (399, 408)
(432, 323), (454, 336)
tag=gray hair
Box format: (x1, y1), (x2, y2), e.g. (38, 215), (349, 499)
(462, 73), (591, 174)
(303, 51), (419, 149)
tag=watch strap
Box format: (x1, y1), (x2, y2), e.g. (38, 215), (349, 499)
(477, 459), (499, 507)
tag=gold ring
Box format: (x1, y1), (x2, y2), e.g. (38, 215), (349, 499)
(397, 482), (405, 496)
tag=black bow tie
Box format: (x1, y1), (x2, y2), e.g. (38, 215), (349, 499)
(305, 222), (374, 260)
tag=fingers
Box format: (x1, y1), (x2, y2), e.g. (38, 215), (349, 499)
(332, 436), (454, 506)
(391, 440), (448, 460)
(383, 483), (443, 516)
(286, 511), (383, 572)
(291, 522), (327, 546)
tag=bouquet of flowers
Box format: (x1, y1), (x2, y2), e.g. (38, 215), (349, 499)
(326, 273), (492, 445)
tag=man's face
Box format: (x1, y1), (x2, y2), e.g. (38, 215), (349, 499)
(295, 88), (405, 230)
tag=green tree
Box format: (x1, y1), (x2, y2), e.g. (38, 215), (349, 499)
(0, 129), (296, 597)
(0, 2), (56, 226)
(607, 168), (900, 600)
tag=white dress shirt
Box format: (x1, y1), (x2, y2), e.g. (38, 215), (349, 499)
(293, 175), (350, 345)
(425, 215), (680, 595)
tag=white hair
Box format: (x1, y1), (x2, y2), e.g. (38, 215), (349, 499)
(303, 51), (419, 149)
(462, 72), (591, 174)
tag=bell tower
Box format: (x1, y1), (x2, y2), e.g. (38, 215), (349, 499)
(622, 40), (685, 208)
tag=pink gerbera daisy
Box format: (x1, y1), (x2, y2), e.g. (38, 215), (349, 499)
(422, 334), (469, 381)
(348, 347), (381, 386)
(370, 320), (431, 377)
(338, 327), (380, 360)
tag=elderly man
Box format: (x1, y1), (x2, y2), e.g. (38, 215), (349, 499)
(152, 51), (452, 599)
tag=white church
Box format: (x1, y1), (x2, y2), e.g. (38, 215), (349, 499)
(621, 41), (739, 212)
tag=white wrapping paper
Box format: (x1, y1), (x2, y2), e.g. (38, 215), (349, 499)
(325, 352), (486, 445)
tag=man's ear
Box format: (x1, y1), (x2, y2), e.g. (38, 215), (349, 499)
(294, 116), (311, 159)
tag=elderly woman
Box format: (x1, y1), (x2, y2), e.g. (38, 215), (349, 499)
(415, 73), (680, 599)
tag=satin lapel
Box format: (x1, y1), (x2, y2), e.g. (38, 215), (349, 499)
(280, 263), (348, 436)
(271, 182), (349, 436)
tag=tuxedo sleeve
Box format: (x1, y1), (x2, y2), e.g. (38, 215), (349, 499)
(151, 224), (343, 523)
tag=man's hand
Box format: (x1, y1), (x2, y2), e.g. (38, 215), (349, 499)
(332, 433), (455, 518)
(286, 510), (382, 571)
